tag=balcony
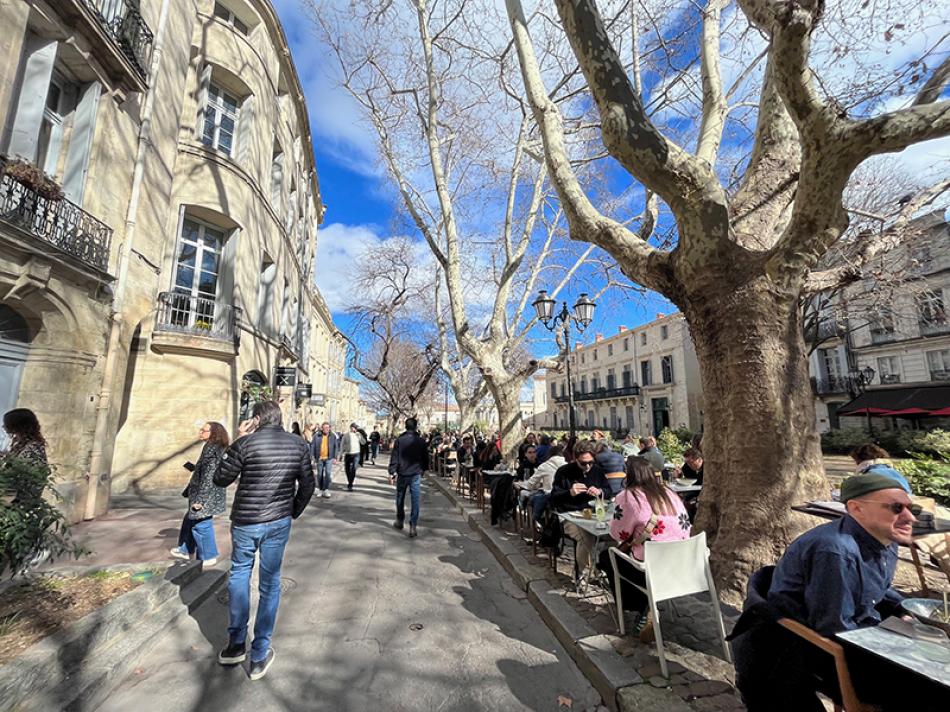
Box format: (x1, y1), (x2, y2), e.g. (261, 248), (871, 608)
(0, 172), (112, 272)
(920, 320), (950, 337)
(805, 318), (846, 342)
(554, 384), (641, 403)
(811, 375), (848, 395)
(155, 292), (237, 341)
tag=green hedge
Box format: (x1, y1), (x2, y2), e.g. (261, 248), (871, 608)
(895, 453), (950, 507)
(821, 427), (950, 456)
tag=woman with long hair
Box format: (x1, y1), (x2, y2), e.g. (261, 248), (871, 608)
(171, 421), (229, 566)
(3, 408), (47, 467)
(598, 456), (691, 641)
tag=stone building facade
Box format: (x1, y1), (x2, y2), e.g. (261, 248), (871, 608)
(0, 0), (346, 518)
(540, 313), (704, 437)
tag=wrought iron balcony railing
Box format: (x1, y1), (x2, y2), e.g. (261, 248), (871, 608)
(155, 292), (236, 341)
(810, 375), (848, 395)
(0, 173), (112, 271)
(554, 384), (641, 403)
(83, 0), (154, 80)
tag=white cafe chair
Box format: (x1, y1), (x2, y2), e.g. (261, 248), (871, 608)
(607, 531), (731, 678)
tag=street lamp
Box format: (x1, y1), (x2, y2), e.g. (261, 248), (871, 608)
(532, 290), (596, 441)
(848, 365), (876, 436)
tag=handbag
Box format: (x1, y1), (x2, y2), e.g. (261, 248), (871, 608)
(617, 513), (660, 555)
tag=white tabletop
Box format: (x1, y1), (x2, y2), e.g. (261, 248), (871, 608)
(557, 509), (614, 538)
(668, 481), (702, 494)
(837, 624), (950, 688)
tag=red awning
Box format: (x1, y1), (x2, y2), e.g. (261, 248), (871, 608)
(880, 408), (932, 416)
(842, 407), (892, 415)
(838, 385), (950, 417)
(930, 407), (950, 416)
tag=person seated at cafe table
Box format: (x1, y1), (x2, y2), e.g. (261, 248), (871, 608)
(673, 447), (703, 520)
(592, 440), (626, 494)
(598, 456), (691, 642)
(731, 472), (924, 712)
(850, 442), (911, 492)
(517, 444), (566, 520)
(637, 436), (665, 473)
(550, 440), (613, 582)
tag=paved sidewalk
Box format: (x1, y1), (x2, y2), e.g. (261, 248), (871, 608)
(94, 459), (605, 712)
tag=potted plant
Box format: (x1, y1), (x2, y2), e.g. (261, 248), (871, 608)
(0, 155), (64, 201)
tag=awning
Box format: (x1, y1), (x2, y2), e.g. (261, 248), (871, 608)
(838, 385), (950, 417)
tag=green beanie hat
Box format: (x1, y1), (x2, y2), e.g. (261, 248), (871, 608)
(840, 472), (906, 503)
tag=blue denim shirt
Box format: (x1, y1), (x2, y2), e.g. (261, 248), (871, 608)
(768, 515), (902, 637)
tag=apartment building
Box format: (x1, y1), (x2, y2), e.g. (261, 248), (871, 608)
(541, 313), (704, 437)
(0, 1), (346, 516)
(808, 212), (950, 432)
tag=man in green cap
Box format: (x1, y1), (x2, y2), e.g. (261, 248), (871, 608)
(732, 472), (923, 711)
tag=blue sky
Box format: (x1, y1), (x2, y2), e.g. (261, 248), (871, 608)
(272, 0), (949, 357)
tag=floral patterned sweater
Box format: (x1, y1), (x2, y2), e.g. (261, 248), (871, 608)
(609, 487), (691, 560)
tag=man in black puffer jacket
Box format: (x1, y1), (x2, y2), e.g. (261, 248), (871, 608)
(213, 400), (314, 680)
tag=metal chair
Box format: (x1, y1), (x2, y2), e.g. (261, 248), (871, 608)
(607, 532), (731, 677)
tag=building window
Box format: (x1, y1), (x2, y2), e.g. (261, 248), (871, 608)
(927, 349), (950, 381)
(593, 348), (598, 361)
(607, 368), (616, 389)
(661, 355), (674, 384)
(641, 332), (647, 346)
(591, 374), (599, 390)
(917, 290), (948, 336)
(202, 83), (239, 155)
(622, 365), (632, 388)
(623, 338), (629, 352)
(877, 356), (901, 384)
(550, 381), (557, 397)
(213, 2), (249, 34)
(641, 360), (652, 386)
(270, 142), (284, 209)
(661, 325), (669, 340)
(580, 377), (587, 393)
(581, 353), (585, 364)
(869, 307), (896, 344)
(608, 343), (613, 356)
(171, 218), (225, 327)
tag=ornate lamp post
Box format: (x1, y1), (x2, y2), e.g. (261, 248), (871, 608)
(848, 365), (876, 436)
(532, 290), (596, 441)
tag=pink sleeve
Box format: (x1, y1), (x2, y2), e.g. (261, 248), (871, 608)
(610, 490), (650, 543)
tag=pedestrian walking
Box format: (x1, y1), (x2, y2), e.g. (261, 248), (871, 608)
(357, 426), (369, 466)
(388, 417), (429, 538)
(214, 400), (315, 680)
(170, 421), (228, 566)
(342, 423), (362, 490)
(369, 428), (381, 464)
(310, 422), (338, 498)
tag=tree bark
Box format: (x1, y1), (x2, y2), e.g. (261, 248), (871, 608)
(486, 376), (526, 465)
(687, 276), (828, 602)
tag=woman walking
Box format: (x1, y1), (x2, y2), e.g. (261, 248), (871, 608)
(342, 423), (362, 491)
(170, 421), (229, 566)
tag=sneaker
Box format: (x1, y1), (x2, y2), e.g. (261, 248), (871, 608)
(323, 490), (331, 498)
(218, 641), (246, 665)
(169, 546), (190, 560)
(392, 520), (404, 530)
(637, 612), (655, 643)
(248, 648), (275, 680)
(409, 524), (418, 538)
(202, 557), (218, 567)
(347, 484), (353, 491)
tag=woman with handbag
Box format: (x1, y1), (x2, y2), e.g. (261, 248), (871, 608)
(597, 456), (691, 641)
(170, 422), (229, 566)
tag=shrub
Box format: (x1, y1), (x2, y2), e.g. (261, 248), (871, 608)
(895, 452), (950, 507)
(657, 428), (686, 462)
(0, 456), (85, 577)
(821, 427), (950, 456)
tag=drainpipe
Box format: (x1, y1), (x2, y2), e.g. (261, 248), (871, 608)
(84, 0), (171, 520)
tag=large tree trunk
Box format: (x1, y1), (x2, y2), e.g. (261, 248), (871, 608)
(688, 275), (829, 603)
(488, 379), (525, 465)
(457, 399), (477, 433)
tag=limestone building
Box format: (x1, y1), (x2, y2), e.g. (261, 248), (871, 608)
(541, 313), (704, 437)
(0, 0), (346, 518)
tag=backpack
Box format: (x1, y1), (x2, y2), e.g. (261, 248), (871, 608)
(537, 505), (564, 556)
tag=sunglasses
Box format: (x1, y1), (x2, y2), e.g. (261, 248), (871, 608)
(577, 460), (593, 468)
(863, 500), (922, 516)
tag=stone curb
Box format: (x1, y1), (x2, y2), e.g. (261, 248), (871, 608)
(427, 475), (688, 712)
(0, 560), (227, 712)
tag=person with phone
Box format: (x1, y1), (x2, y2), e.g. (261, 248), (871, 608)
(170, 422), (229, 566)
(214, 400), (315, 680)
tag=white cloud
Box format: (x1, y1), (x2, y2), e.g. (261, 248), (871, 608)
(313, 223), (385, 312)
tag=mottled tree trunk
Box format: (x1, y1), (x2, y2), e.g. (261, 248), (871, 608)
(457, 399), (477, 434)
(488, 378), (526, 465)
(687, 275), (829, 602)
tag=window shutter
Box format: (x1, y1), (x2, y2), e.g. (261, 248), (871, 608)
(195, 63), (213, 140)
(235, 94), (254, 164)
(62, 81), (101, 205)
(8, 37), (58, 161)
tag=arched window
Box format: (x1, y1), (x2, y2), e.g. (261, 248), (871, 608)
(239, 370), (268, 421)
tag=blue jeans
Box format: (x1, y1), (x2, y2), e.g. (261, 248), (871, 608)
(395, 474), (421, 526)
(530, 491), (550, 521)
(227, 516), (292, 662)
(316, 459), (332, 490)
(178, 515), (219, 560)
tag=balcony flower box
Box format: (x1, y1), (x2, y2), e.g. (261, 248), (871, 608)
(1, 156), (64, 201)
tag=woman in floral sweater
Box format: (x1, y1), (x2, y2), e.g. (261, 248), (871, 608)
(598, 456), (691, 639)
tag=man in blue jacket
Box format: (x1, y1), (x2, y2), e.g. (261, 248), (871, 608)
(388, 417), (429, 538)
(310, 421), (338, 498)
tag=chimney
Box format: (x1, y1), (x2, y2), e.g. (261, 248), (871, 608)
(618, 325), (627, 333)
(575, 342), (582, 350)
(595, 333), (603, 342)
(656, 312), (665, 319)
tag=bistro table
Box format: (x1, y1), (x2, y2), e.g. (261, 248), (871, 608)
(557, 505), (616, 594)
(836, 623), (950, 694)
(668, 480), (702, 495)
(792, 502), (950, 594)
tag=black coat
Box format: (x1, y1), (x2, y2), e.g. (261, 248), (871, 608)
(549, 461), (613, 512)
(215, 425), (315, 524)
(186, 443), (227, 520)
(388, 430), (429, 477)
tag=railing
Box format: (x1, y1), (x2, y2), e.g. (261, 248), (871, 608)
(0, 173), (112, 271)
(83, 0), (154, 80)
(554, 384), (641, 403)
(919, 320), (950, 337)
(155, 292), (236, 341)
(932, 370), (950, 382)
(870, 328), (898, 345)
(810, 375), (848, 395)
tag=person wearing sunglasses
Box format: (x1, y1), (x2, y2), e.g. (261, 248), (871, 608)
(733, 471), (923, 711)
